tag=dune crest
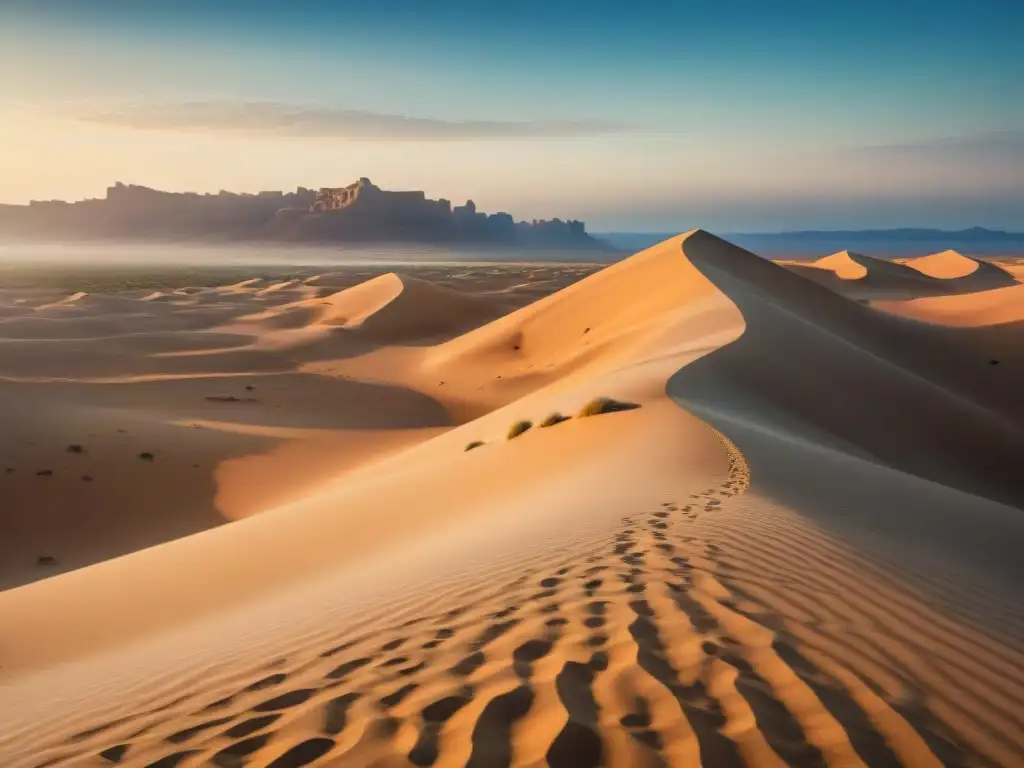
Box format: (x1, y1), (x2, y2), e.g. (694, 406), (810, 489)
(900, 249), (1017, 289)
(781, 250), (942, 296)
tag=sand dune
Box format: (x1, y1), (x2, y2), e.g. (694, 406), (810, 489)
(312, 273), (498, 340)
(870, 283), (1024, 425)
(228, 273), (499, 347)
(875, 282), (1024, 328)
(33, 291), (90, 310)
(0, 264), (590, 591)
(815, 249), (940, 286)
(779, 250), (943, 298)
(900, 249), (1017, 289)
(0, 236), (1022, 767)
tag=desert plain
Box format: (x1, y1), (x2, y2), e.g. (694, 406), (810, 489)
(1, 232), (1023, 767)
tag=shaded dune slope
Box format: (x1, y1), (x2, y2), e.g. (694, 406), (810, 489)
(671, 232), (1024, 511)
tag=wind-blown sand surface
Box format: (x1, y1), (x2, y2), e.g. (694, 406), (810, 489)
(1, 236), (1022, 768)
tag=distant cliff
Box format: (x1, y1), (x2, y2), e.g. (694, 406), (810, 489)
(0, 179), (601, 248)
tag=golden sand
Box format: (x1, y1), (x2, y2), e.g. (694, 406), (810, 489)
(0, 237), (1021, 767)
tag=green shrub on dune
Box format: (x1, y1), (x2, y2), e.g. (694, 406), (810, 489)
(539, 413), (570, 428)
(577, 397), (641, 418)
(506, 420), (533, 440)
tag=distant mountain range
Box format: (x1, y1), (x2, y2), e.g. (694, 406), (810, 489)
(597, 228), (1024, 257)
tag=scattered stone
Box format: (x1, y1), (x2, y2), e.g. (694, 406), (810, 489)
(81, 475), (94, 482)
(66, 444), (85, 454)
(37, 555), (57, 566)
(36, 469), (53, 477)
(138, 452), (155, 461)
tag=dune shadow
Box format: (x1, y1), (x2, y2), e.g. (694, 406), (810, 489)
(665, 231), (1024, 607)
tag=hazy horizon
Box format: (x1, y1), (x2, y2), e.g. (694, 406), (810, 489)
(2, 0), (1022, 232)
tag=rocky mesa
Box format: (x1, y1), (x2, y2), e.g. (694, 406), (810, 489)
(0, 177), (600, 248)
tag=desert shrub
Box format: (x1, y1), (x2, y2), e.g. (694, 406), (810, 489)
(507, 420), (533, 440)
(539, 412), (570, 428)
(465, 440), (485, 451)
(577, 397), (641, 418)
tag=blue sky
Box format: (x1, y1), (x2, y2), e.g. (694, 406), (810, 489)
(1, 0), (1021, 231)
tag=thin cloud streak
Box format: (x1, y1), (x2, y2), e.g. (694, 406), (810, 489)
(850, 129), (1024, 163)
(65, 100), (639, 140)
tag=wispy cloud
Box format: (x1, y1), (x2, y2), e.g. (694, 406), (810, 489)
(63, 100), (637, 140)
(851, 129), (1024, 165)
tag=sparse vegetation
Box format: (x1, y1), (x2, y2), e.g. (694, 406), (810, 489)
(577, 397), (641, 418)
(507, 420), (533, 440)
(539, 413), (570, 428)
(465, 440), (485, 452)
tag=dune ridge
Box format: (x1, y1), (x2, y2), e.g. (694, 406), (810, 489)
(814, 250), (940, 286)
(900, 249), (1017, 290)
(0, 234), (1022, 767)
(228, 272), (499, 345)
